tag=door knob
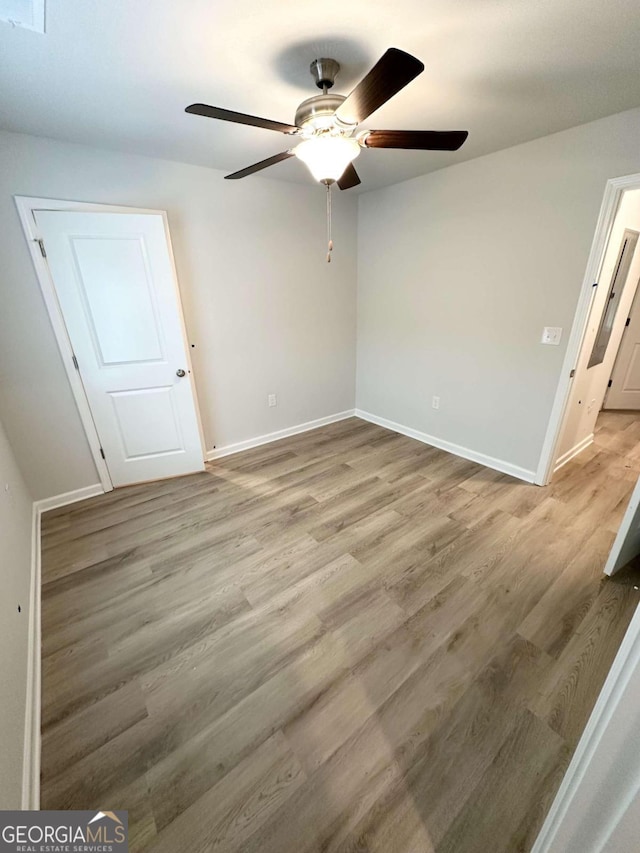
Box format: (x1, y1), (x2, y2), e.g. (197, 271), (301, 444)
(176, 369), (186, 377)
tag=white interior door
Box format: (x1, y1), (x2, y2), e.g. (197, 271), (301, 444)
(605, 278), (640, 409)
(34, 210), (204, 487)
(604, 474), (640, 575)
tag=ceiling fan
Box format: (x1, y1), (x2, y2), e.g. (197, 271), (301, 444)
(185, 47), (469, 190)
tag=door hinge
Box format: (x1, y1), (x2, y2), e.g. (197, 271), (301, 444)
(72, 354), (79, 370)
(36, 238), (46, 258)
(626, 317), (631, 327)
(608, 379), (613, 388)
(99, 447), (106, 460)
(569, 368), (576, 378)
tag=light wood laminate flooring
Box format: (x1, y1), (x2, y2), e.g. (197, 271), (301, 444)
(40, 412), (640, 852)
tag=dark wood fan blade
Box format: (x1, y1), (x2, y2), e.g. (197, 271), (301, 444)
(337, 162), (362, 190)
(186, 104), (298, 134)
(364, 129), (469, 150)
(224, 151), (294, 180)
(335, 48), (424, 127)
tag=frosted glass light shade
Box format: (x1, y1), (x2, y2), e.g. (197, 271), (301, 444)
(294, 136), (360, 183)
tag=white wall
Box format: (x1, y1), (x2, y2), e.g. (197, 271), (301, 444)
(7, 106), (640, 497)
(556, 188), (640, 463)
(356, 106), (640, 477)
(0, 414), (33, 807)
(0, 130), (358, 500)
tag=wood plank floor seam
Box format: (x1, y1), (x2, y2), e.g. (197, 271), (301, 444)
(40, 413), (640, 852)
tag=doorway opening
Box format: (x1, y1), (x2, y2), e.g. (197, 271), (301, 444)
(537, 176), (640, 576)
(538, 178), (640, 480)
(554, 189), (640, 471)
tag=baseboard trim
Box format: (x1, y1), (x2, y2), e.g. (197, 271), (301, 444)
(22, 481), (106, 806)
(553, 433), (594, 473)
(22, 504), (41, 809)
(355, 409), (536, 484)
(206, 410), (356, 460)
(34, 483), (105, 514)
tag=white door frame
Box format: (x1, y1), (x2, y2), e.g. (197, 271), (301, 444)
(535, 172), (640, 485)
(603, 270), (640, 411)
(532, 586), (640, 852)
(14, 196), (205, 492)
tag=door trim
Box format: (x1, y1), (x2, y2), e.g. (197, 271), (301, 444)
(535, 172), (640, 485)
(603, 271), (640, 410)
(531, 592), (640, 852)
(14, 196), (205, 492)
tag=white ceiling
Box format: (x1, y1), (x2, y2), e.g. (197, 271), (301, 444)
(1, 0), (640, 192)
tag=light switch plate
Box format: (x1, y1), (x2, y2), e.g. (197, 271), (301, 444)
(541, 326), (563, 346)
(0, 0), (45, 32)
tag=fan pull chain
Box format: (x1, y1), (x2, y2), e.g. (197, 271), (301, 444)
(326, 182), (333, 263)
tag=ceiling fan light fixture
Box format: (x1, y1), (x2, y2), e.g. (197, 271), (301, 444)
(294, 136), (361, 184)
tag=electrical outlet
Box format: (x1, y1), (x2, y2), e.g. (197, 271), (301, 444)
(268, 394), (277, 408)
(541, 326), (563, 346)
(432, 395), (440, 410)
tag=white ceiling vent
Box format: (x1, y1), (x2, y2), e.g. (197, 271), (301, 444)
(0, 0), (45, 32)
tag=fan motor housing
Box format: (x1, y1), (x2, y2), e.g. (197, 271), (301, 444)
(294, 93), (347, 133)
(309, 58), (340, 90)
